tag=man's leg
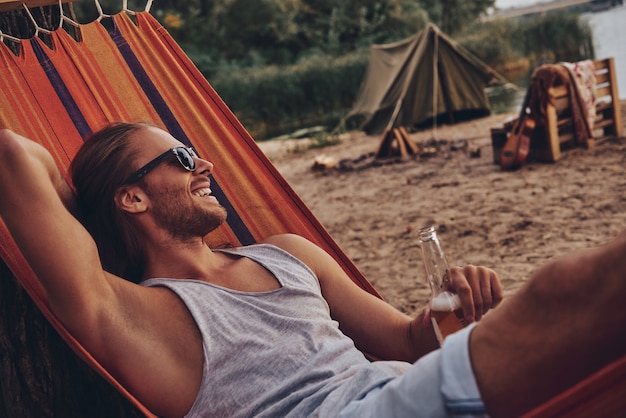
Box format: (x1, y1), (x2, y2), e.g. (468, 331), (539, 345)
(470, 232), (626, 417)
(339, 324), (487, 418)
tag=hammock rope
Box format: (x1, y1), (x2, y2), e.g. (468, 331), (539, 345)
(59, 0), (79, 29)
(22, 3), (52, 36)
(0, 0), (155, 44)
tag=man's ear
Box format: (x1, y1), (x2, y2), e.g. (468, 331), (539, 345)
(115, 186), (149, 214)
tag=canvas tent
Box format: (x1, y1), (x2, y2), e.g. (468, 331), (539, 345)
(346, 23), (508, 135)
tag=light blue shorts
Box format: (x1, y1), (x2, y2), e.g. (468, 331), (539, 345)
(339, 324), (487, 417)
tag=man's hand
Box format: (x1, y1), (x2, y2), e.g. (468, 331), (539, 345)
(447, 265), (503, 323)
(407, 265), (502, 360)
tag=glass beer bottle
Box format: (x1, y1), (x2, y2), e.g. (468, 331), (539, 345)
(418, 225), (465, 345)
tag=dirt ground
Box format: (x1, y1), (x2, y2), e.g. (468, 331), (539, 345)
(259, 104), (626, 317)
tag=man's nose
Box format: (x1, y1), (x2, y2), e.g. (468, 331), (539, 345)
(195, 158), (214, 176)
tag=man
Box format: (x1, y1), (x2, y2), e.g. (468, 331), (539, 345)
(0, 123), (624, 417)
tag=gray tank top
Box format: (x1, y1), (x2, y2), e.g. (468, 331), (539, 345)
(142, 244), (409, 417)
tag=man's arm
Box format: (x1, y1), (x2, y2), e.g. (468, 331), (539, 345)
(0, 130), (206, 417)
(265, 233), (502, 362)
(0, 129), (114, 336)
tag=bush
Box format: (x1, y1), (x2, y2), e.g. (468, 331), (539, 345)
(513, 12), (594, 67)
(460, 13), (593, 83)
(460, 19), (520, 76)
(210, 50), (369, 140)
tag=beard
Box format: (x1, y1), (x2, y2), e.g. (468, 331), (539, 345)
(144, 182), (227, 241)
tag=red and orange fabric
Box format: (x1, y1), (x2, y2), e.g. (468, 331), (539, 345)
(0, 10), (624, 418)
(0, 11), (378, 416)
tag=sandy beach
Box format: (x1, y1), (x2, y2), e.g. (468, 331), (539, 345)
(260, 103), (626, 317)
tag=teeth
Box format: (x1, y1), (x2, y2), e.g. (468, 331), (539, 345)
(193, 187), (211, 197)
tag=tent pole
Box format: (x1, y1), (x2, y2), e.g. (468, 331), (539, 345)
(432, 30), (439, 140)
(385, 98), (403, 131)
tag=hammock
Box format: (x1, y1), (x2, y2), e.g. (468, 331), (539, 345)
(0, 6), (378, 416)
(0, 4), (624, 417)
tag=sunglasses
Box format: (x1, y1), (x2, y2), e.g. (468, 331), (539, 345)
(122, 146), (198, 185)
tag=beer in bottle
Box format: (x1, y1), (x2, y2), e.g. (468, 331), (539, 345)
(418, 225), (466, 345)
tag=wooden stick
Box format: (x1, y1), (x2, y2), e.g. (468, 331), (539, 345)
(0, 0), (74, 13)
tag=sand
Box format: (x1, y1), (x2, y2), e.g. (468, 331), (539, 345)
(259, 105), (626, 317)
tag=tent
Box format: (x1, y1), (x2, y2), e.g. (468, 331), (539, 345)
(346, 23), (508, 135)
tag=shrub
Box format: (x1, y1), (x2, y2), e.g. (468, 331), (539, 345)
(210, 50), (369, 139)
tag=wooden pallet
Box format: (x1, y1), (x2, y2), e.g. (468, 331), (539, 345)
(535, 58), (622, 162)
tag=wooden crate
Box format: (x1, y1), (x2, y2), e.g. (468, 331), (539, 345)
(538, 57), (622, 162)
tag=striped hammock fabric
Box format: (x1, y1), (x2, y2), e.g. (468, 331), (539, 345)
(0, 10), (378, 416)
(0, 9), (624, 418)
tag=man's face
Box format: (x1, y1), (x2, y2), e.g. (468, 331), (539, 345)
(130, 127), (228, 240)
(143, 180), (227, 240)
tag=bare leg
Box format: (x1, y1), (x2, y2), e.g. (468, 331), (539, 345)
(470, 232), (626, 417)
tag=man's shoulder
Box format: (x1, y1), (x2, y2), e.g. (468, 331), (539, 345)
(260, 233), (333, 274)
(261, 233), (317, 253)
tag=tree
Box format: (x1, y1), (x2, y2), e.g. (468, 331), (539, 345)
(296, 0), (428, 55)
(418, 0), (495, 35)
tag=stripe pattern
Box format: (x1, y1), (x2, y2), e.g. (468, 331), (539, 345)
(0, 11), (379, 416)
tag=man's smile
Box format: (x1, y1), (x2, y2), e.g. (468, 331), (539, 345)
(192, 187), (212, 198)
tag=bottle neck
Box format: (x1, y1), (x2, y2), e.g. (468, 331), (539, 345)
(418, 225), (450, 295)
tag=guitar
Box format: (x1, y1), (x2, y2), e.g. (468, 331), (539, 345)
(500, 87), (536, 170)
(500, 112), (536, 170)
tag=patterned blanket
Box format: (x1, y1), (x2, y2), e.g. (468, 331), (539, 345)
(562, 60), (597, 143)
(527, 60), (597, 147)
